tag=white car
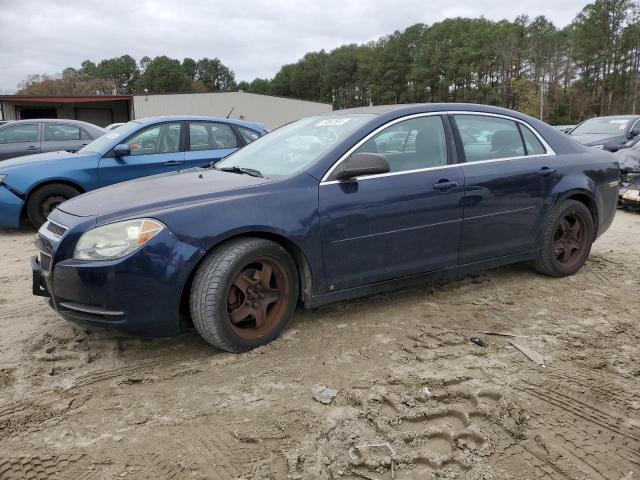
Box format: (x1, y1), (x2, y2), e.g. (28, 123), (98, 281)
(105, 123), (124, 131)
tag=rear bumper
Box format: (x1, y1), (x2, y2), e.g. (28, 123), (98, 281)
(0, 186), (24, 228)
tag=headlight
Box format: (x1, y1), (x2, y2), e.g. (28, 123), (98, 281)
(591, 145), (605, 150)
(0, 174), (6, 185)
(73, 219), (164, 260)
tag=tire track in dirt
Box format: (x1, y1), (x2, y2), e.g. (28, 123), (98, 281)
(514, 379), (640, 479)
(0, 453), (96, 480)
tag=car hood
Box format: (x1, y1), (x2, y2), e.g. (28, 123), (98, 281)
(570, 133), (622, 146)
(57, 168), (273, 218)
(0, 150), (91, 169)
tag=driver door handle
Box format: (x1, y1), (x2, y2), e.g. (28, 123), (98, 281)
(433, 180), (459, 191)
(25, 145), (37, 151)
(163, 160), (181, 166)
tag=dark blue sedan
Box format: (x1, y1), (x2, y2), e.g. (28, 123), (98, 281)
(32, 104), (619, 352)
(0, 116), (266, 228)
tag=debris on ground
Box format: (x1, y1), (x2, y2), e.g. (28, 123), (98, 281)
(510, 341), (545, 367)
(311, 384), (338, 404)
(348, 442), (396, 461)
(470, 337), (488, 347)
(479, 331), (519, 338)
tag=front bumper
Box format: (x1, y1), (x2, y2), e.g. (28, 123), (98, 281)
(0, 185), (24, 228)
(33, 215), (202, 337)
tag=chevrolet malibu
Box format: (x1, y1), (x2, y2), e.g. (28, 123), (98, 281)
(32, 104), (619, 352)
(0, 116), (266, 228)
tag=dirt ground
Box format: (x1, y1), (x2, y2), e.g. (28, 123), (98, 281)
(0, 212), (639, 480)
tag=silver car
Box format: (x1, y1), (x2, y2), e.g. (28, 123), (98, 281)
(0, 119), (106, 161)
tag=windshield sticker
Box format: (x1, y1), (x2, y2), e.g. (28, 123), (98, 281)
(105, 132), (121, 139)
(609, 120), (629, 124)
(315, 118), (351, 127)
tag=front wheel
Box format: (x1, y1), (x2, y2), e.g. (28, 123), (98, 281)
(26, 184), (81, 228)
(189, 238), (299, 352)
(533, 200), (594, 277)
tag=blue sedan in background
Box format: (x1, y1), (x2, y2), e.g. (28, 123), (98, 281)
(0, 116), (266, 228)
(32, 104), (619, 352)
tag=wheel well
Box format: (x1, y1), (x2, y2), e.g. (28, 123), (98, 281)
(20, 180), (85, 219)
(178, 232), (313, 330)
(566, 193), (598, 237)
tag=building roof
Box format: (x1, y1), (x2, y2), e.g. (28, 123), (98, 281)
(0, 95), (132, 103)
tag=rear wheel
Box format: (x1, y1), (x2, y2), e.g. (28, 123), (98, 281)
(533, 200), (594, 277)
(189, 238), (299, 352)
(26, 184), (81, 228)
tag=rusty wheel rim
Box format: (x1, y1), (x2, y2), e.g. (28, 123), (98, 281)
(553, 211), (587, 269)
(226, 257), (289, 340)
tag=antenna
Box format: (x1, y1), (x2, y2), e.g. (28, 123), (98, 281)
(226, 106), (236, 118)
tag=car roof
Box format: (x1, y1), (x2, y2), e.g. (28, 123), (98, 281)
(0, 118), (106, 134)
(134, 115), (266, 131)
(319, 103), (544, 119)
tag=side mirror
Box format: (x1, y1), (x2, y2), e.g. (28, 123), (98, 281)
(335, 153), (390, 181)
(113, 143), (130, 157)
(627, 128), (640, 139)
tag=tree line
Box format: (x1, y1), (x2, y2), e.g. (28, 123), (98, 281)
(18, 55), (236, 97)
(16, 0), (640, 124)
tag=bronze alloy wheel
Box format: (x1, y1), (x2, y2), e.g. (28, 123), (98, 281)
(225, 257), (290, 340)
(552, 211), (588, 269)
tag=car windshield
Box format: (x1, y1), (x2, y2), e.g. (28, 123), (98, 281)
(215, 114), (374, 177)
(571, 117), (631, 135)
(79, 121), (141, 154)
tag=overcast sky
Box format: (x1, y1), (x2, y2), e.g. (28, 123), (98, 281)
(0, 0), (589, 93)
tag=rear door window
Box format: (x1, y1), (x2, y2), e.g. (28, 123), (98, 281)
(519, 126), (546, 155)
(44, 124), (82, 141)
(454, 115), (525, 162)
(189, 122), (239, 151)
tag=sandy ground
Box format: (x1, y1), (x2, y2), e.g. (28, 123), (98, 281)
(0, 212), (639, 480)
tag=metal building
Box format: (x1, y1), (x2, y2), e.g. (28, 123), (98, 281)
(0, 92), (332, 130)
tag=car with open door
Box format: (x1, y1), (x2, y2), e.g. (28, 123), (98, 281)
(0, 116), (266, 228)
(30, 104), (619, 353)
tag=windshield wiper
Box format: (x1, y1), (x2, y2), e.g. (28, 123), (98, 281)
(216, 165), (264, 178)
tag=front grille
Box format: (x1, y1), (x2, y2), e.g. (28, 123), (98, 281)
(46, 221), (68, 237)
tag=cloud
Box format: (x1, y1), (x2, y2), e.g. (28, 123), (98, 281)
(0, 0), (588, 92)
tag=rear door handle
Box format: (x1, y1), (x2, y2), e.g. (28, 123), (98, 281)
(163, 160), (181, 166)
(538, 167), (557, 176)
(433, 180), (459, 191)
(25, 146), (37, 151)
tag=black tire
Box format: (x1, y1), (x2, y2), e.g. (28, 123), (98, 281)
(27, 184), (80, 228)
(533, 200), (594, 277)
(189, 238), (299, 352)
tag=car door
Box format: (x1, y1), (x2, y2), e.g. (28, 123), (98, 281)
(451, 113), (557, 264)
(41, 123), (93, 153)
(319, 114), (464, 291)
(184, 121), (242, 168)
(98, 122), (185, 187)
(0, 123), (40, 160)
